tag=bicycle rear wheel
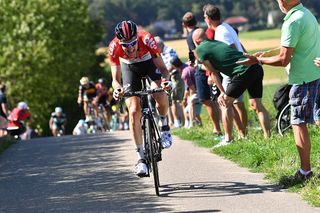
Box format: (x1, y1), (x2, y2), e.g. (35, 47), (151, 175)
(145, 118), (160, 196)
(277, 103), (291, 136)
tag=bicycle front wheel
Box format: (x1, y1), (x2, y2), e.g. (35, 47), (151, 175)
(145, 118), (160, 196)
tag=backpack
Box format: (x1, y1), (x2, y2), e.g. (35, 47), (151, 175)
(273, 84), (292, 112)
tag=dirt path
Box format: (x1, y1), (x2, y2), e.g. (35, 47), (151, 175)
(166, 38), (279, 59)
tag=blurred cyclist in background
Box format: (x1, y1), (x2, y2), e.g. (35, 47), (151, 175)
(95, 78), (111, 128)
(77, 76), (99, 121)
(49, 107), (67, 137)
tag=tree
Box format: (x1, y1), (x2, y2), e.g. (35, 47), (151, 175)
(0, 0), (103, 135)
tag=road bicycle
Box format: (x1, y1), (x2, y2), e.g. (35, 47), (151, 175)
(97, 103), (110, 132)
(122, 78), (169, 196)
(86, 102), (98, 134)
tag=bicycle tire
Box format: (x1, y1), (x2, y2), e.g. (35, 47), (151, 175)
(277, 103), (291, 136)
(145, 117), (160, 196)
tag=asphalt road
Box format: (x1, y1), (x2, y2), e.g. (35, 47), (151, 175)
(0, 131), (319, 213)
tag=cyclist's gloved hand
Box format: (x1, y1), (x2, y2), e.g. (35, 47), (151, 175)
(77, 97), (82, 105)
(161, 79), (173, 91)
(113, 87), (124, 100)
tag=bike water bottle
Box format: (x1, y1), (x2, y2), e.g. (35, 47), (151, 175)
(111, 114), (117, 131)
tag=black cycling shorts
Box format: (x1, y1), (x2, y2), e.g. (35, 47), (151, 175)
(121, 59), (161, 92)
(225, 64), (264, 99)
(97, 95), (108, 105)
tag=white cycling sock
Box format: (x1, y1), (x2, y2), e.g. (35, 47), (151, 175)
(136, 144), (144, 160)
(159, 115), (168, 127)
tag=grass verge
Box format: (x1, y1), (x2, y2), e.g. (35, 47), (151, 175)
(172, 83), (320, 207)
(0, 136), (16, 155)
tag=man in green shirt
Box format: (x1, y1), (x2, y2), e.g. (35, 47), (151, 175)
(238, 0), (320, 185)
(192, 28), (270, 143)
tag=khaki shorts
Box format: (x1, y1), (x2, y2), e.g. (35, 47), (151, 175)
(170, 72), (185, 101)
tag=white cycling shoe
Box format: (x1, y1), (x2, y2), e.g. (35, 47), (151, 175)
(160, 125), (172, 149)
(135, 159), (148, 177)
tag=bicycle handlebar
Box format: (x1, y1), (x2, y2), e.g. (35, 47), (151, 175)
(123, 88), (166, 97)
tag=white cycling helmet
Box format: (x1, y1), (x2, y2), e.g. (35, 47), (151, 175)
(55, 107), (63, 113)
(18, 101), (28, 110)
(80, 76), (89, 85)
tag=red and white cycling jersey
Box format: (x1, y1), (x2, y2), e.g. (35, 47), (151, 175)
(108, 31), (160, 66)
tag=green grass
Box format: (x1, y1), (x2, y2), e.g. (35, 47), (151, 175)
(239, 28), (282, 40)
(0, 136), (16, 154)
(263, 65), (288, 82)
(172, 83), (320, 207)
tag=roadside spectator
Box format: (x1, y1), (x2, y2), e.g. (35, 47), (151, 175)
(73, 119), (88, 135)
(170, 56), (199, 127)
(0, 83), (8, 136)
(182, 11), (222, 136)
(155, 36), (185, 128)
(192, 28), (270, 147)
(203, 4), (253, 145)
(7, 102), (32, 139)
(237, 0), (320, 184)
(184, 94), (203, 128)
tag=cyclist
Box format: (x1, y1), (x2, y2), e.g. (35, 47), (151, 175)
(95, 78), (111, 128)
(77, 76), (99, 121)
(49, 107), (67, 137)
(108, 20), (172, 176)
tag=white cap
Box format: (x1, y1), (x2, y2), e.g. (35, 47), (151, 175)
(18, 102), (28, 110)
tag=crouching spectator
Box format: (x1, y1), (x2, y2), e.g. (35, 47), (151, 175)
(73, 119), (88, 135)
(7, 102), (33, 139)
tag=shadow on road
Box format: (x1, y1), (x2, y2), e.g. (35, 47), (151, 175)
(0, 134), (172, 212)
(159, 181), (281, 198)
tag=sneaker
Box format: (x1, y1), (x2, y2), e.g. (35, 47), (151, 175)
(280, 170), (314, 189)
(160, 125), (172, 149)
(184, 120), (190, 128)
(212, 138), (233, 149)
(135, 159), (148, 177)
(212, 132), (223, 141)
(173, 120), (180, 128)
(124, 122), (129, 130)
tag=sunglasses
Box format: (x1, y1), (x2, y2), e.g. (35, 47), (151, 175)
(120, 39), (138, 48)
